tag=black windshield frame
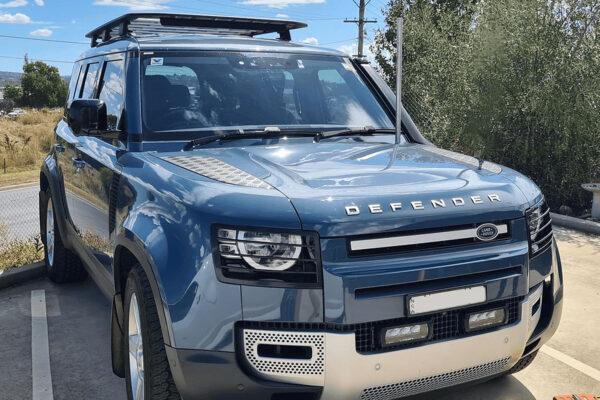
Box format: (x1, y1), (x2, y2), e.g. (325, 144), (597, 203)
(139, 50), (396, 141)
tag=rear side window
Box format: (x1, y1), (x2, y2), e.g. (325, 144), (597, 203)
(98, 59), (125, 130)
(80, 62), (99, 99)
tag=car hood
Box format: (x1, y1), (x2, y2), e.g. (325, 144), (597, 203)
(155, 141), (532, 237)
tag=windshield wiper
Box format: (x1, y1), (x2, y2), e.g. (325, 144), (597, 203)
(182, 127), (311, 150)
(314, 126), (396, 142)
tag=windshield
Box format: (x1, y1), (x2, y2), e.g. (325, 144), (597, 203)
(141, 51), (394, 139)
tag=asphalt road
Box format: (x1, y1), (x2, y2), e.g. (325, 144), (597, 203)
(0, 227), (598, 400)
(0, 184), (40, 240)
(0, 183), (108, 241)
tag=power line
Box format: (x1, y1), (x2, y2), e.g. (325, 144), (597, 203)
(0, 34), (87, 45)
(0, 55), (73, 64)
(345, 0), (377, 57)
(320, 37), (358, 46)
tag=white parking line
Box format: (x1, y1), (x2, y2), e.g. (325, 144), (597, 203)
(541, 345), (600, 382)
(31, 290), (53, 400)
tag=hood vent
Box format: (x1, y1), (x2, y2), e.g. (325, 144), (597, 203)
(422, 146), (502, 174)
(162, 156), (272, 189)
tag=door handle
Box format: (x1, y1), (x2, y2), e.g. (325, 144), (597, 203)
(54, 144), (65, 153)
(72, 157), (85, 170)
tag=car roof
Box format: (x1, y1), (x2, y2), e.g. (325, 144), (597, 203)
(77, 34), (345, 61)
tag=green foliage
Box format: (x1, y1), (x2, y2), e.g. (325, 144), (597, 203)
(20, 61), (69, 108)
(0, 98), (15, 113)
(373, 0), (600, 211)
(3, 83), (23, 105)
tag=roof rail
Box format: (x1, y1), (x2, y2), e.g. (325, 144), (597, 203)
(85, 13), (307, 47)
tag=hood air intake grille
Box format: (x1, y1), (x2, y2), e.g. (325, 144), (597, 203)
(161, 156), (272, 189)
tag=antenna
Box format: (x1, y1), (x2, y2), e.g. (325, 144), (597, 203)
(396, 18), (403, 144)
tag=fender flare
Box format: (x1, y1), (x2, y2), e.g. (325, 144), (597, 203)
(40, 155), (75, 250)
(113, 228), (175, 347)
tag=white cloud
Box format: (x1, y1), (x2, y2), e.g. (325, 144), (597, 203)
(34, 0), (43, 5)
(93, 0), (173, 10)
(275, 13), (288, 18)
(0, 12), (31, 23)
(30, 27), (51, 36)
(0, 0), (27, 8)
(337, 42), (375, 62)
(300, 37), (318, 46)
(240, 0), (325, 9)
(71, 19), (76, 24)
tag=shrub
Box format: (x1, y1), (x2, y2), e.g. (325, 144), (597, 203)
(0, 223), (44, 271)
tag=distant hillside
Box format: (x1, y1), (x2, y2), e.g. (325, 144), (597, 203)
(0, 71), (22, 86)
(0, 71), (70, 86)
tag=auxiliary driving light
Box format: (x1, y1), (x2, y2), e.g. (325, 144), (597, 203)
(466, 308), (506, 332)
(382, 323), (430, 347)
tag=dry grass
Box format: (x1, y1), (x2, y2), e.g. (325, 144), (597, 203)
(0, 109), (60, 179)
(0, 223), (44, 271)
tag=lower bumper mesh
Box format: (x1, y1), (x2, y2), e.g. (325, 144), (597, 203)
(360, 357), (511, 400)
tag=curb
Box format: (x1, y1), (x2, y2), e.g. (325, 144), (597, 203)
(551, 212), (600, 236)
(0, 262), (46, 290)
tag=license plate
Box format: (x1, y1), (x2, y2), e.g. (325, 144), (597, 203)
(409, 286), (487, 315)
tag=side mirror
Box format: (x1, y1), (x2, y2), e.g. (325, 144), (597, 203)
(68, 99), (108, 136)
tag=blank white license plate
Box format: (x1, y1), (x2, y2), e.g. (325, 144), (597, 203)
(409, 286), (487, 315)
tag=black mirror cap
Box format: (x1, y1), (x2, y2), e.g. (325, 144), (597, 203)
(68, 99), (108, 136)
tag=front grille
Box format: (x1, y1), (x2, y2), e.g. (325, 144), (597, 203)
(348, 221), (512, 258)
(354, 296), (522, 353)
(360, 357), (511, 400)
(238, 296), (523, 354)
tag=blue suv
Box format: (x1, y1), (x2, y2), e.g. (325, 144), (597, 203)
(39, 13), (563, 400)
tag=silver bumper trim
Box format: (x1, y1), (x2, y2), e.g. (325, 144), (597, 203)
(241, 286), (543, 399)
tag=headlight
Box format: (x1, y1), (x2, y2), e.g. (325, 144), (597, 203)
(214, 227), (320, 287)
(526, 199), (553, 257)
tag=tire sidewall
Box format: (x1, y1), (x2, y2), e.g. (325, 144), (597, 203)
(124, 269), (151, 400)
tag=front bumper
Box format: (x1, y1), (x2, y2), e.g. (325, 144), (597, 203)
(168, 282), (561, 400)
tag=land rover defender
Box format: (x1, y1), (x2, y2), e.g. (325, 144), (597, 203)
(39, 13), (563, 400)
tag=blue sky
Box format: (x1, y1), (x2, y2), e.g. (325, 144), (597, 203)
(0, 0), (388, 75)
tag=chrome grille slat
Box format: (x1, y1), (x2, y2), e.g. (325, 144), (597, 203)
(348, 221), (511, 257)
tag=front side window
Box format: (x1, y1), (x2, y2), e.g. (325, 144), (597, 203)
(80, 62), (100, 99)
(141, 52), (393, 140)
(98, 59), (125, 130)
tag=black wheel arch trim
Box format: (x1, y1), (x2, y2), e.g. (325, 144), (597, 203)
(40, 156), (74, 250)
(113, 229), (175, 346)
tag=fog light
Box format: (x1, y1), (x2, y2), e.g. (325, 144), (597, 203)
(382, 323), (429, 346)
(466, 308), (506, 331)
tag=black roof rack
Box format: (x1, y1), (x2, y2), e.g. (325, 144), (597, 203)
(85, 13), (307, 47)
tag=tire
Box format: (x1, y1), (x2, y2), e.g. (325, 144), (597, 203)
(124, 265), (180, 400)
(505, 350), (539, 375)
(42, 191), (87, 283)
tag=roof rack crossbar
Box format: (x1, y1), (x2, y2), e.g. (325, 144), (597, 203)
(86, 13), (307, 47)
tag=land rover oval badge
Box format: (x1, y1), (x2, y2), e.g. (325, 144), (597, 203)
(476, 223), (499, 241)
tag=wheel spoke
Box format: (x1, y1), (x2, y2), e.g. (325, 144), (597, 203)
(128, 293), (144, 400)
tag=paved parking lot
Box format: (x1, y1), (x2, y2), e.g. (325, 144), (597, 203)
(0, 227), (598, 400)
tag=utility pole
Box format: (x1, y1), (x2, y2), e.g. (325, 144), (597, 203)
(344, 0), (377, 58)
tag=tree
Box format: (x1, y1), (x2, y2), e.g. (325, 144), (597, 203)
(3, 83), (23, 105)
(373, 0), (600, 211)
(0, 98), (15, 113)
(20, 61), (69, 108)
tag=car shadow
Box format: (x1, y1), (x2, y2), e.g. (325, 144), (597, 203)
(405, 375), (536, 400)
(554, 227), (600, 255)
